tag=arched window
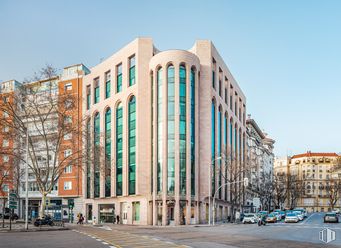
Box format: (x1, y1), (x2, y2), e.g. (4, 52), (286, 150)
(116, 103), (123, 196)
(86, 119), (91, 199)
(105, 108), (111, 197)
(179, 65), (186, 195)
(211, 99), (216, 195)
(167, 65), (175, 194)
(128, 96), (136, 195)
(94, 112), (100, 198)
(190, 68), (195, 196)
(218, 106), (222, 199)
(157, 67), (163, 193)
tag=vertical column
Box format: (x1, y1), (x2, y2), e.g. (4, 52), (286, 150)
(162, 66), (168, 226)
(186, 64), (191, 225)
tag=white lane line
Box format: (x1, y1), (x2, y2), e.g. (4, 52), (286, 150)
(96, 239), (102, 241)
(102, 242), (108, 245)
(299, 213), (316, 225)
(109, 246), (117, 248)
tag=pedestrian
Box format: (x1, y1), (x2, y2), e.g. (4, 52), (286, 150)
(77, 213), (82, 224)
(113, 213), (116, 224)
(116, 214), (120, 224)
(80, 214), (84, 224)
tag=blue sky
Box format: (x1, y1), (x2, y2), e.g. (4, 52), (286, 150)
(1, 0), (340, 157)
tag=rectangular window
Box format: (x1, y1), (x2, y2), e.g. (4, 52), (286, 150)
(86, 85), (91, 110)
(2, 184), (9, 192)
(105, 71), (111, 98)
(3, 111), (9, 118)
(117, 64), (122, 93)
(3, 155), (9, 162)
(3, 126), (9, 133)
(64, 149), (72, 158)
(64, 164), (72, 173)
(225, 88), (227, 104)
(64, 133), (72, 140)
(3, 140), (9, 147)
(64, 116), (72, 124)
(94, 78), (100, 104)
(64, 181), (72, 190)
(129, 55), (136, 86)
(64, 83), (72, 91)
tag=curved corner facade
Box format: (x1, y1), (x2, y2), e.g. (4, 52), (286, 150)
(83, 38), (247, 226)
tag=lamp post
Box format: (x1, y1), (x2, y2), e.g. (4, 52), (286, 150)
(25, 127), (29, 230)
(209, 156), (230, 225)
(212, 178), (248, 225)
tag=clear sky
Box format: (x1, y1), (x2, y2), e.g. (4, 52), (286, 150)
(1, 0), (340, 157)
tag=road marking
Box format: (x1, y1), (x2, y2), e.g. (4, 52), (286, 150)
(299, 213), (316, 225)
(102, 242), (108, 245)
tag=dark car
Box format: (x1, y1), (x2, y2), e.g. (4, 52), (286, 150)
(324, 213), (339, 223)
(34, 215), (54, 227)
(0, 208), (19, 220)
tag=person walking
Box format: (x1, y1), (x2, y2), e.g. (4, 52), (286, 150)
(116, 214), (120, 224)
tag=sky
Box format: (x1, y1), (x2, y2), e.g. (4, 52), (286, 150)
(1, 0), (341, 157)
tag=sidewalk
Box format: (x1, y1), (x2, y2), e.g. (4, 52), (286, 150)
(0, 221), (68, 233)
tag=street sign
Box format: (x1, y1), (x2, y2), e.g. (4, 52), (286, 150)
(253, 197), (261, 210)
(8, 191), (18, 209)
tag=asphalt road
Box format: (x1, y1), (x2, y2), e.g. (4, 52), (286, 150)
(0, 230), (113, 248)
(0, 213), (340, 248)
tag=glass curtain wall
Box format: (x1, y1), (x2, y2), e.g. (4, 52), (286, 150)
(179, 65), (186, 195)
(128, 96), (136, 195)
(94, 113), (100, 198)
(116, 103), (123, 196)
(105, 109), (111, 197)
(157, 68), (163, 193)
(167, 65), (175, 194)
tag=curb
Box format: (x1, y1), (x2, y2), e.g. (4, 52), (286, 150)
(0, 227), (69, 233)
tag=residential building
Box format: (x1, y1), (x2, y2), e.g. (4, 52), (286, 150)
(83, 37), (247, 225)
(274, 152), (341, 212)
(0, 65), (89, 219)
(245, 116), (275, 211)
(0, 80), (21, 212)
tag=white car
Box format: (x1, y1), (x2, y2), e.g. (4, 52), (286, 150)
(242, 213), (258, 224)
(285, 213), (299, 223)
(293, 211), (304, 221)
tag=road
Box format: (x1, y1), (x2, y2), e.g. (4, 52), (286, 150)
(0, 213), (340, 248)
(0, 230), (112, 248)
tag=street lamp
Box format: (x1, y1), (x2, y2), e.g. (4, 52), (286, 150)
(212, 178), (248, 225)
(25, 127), (29, 230)
(208, 156), (228, 225)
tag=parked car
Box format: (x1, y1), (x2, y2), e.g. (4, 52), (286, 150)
(324, 213), (339, 223)
(285, 213), (299, 223)
(293, 211), (304, 221)
(271, 212), (281, 221)
(34, 215), (54, 227)
(293, 208), (307, 218)
(0, 208), (19, 220)
(331, 209), (340, 215)
(242, 213), (258, 224)
(266, 213), (277, 223)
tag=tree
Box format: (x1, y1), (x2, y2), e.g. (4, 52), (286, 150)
(272, 172), (287, 209)
(287, 175), (304, 209)
(326, 178), (341, 211)
(0, 65), (91, 217)
(258, 170), (274, 211)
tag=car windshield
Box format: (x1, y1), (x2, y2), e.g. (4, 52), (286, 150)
(287, 213), (297, 217)
(244, 214), (255, 217)
(326, 213), (336, 217)
(268, 214), (275, 217)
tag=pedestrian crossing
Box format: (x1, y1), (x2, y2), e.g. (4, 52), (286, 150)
(72, 226), (190, 248)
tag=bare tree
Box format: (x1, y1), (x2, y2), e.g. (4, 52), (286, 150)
(326, 178), (341, 211)
(0, 65), (92, 217)
(287, 175), (304, 209)
(272, 172), (287, 209)
(258, 170), (274, 211)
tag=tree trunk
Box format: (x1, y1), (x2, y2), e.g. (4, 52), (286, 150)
(2, 198), (5, 228)
(40, 193), (47, 217)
